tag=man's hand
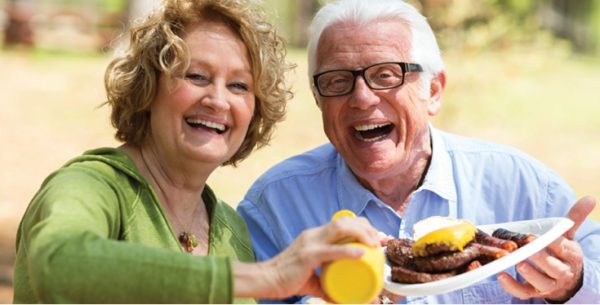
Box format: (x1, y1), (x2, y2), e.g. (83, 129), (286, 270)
(497, 196), (597, 302)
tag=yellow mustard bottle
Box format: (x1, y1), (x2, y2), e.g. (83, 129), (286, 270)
(320, 210), (384, 304)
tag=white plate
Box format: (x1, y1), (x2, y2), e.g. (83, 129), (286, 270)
(384, 217), (574, 296)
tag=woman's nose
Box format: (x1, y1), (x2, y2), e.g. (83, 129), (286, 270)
(201, 83), (230, 111)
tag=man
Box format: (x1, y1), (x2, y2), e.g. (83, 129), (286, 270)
(237, 0), (600, 303)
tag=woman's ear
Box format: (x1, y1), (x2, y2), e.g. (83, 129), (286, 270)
(427, 71), (446, 116)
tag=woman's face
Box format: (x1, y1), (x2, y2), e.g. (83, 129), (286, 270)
(150, 21), (255, 168)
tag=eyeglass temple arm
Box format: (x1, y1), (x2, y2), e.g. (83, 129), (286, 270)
(405, 63), (423, 72)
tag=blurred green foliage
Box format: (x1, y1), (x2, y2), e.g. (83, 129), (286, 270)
(263, 0), (600, 55)
(5, 0), (598, 55)
(36, 0), (126, 12)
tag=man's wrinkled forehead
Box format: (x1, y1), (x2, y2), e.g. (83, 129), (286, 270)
(315, 18), (412, 71)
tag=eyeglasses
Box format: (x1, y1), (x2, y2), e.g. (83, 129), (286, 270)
(313, 62), (423, 97)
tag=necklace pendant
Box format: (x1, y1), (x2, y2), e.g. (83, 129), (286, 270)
(179, 232), (198, 253)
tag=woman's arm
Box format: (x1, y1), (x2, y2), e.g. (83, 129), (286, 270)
(233, 216), (380, 300)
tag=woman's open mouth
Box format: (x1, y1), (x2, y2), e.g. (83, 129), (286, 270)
(185, 118), (228, 135)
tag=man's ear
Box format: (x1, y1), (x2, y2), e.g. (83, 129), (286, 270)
(312, 91), (322, 109)
(427, 71), (446, 116)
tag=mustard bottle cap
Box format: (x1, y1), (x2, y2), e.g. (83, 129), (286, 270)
(331, 209), (356, 221)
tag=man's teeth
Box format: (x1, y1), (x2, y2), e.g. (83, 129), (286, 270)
(356, 133), (387, 142)
(186, 118), (226, 131)
(354, 123), (389, 132)
(353, 123), (391, 142)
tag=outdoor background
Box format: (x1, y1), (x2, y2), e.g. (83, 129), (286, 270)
(1, 0), (600, 302)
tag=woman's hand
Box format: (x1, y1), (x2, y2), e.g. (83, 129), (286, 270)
(233, 216), (380, 300)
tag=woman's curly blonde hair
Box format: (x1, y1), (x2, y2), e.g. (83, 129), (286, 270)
(105, 0), (293, 166)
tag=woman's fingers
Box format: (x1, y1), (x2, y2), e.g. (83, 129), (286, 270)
(266, 217), (381, 299)
(323, 216), (380, 246)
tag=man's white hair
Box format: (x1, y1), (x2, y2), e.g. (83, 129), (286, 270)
(307, 0), (445, 98)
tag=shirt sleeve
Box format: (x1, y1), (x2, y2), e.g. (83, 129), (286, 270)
(236, 199), (281, 263)
(16, 166), (234, 303)
(539, 168), (600, 302)
(541, 170), (600, 302)
(237, 199), (303, 304)
(565, 219), (600, 303)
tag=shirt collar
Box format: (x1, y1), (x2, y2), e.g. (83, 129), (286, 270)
(416, 126), (457, 202)
(336, 152), (378, 215)
(334, 126), (457, 212)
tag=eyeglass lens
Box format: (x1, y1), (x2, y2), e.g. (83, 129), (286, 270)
(316, 62), (406, 97)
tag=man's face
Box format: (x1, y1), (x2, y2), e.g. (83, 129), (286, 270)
(314, 19), (442, 188)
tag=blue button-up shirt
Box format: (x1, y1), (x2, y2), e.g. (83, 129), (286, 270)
(237, 127), (600, 303)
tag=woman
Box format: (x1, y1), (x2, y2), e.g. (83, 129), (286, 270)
(12, 0), (380, 303)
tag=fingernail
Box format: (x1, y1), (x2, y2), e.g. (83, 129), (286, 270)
(350, 247), (365, 257)
(517, 262), (529, 272)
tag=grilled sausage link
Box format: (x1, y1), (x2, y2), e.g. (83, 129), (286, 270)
(492, 228), (536, 247)
(475, 229), (518, 252)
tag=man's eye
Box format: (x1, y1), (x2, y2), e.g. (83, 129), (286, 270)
(331, 76), (350, 85)
(322, 74), (350, 87)
(369, 68), (402, 86)
(185, 73), (209, 85)
(377, 71), (392, 79)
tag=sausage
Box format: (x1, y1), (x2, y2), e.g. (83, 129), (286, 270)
(465, 260), (482, 272)
(492, 228), (536, 247)
(471, 242), (510, 259)
(475, 229), (518, 252)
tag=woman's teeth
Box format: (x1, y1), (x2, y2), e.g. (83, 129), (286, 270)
(186, 118), (227, 134)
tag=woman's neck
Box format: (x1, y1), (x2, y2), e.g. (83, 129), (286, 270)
(120, 143), (211, 255)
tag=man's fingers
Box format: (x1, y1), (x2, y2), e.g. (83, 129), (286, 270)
(527, 248), (573, 281)
(515, 261), (558, 295)
(497, 272), (536, 300)
(565, 196), (596, 240)
(379, 289), (404, 304)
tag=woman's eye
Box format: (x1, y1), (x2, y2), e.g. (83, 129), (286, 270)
(185, 73), (209, 85)
(229, 82), (250, 93)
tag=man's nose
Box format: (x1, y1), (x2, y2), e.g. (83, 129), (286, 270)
(348, 76), (380, 109)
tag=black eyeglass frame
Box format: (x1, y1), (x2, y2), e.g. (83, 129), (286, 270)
(312, 62), (423, 97)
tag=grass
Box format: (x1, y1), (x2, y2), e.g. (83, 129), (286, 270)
(436, 48), (600, 216)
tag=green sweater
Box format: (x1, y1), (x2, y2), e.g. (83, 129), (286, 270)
(13, 148), (255, 303)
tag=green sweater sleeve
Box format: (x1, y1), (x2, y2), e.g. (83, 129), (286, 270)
(15, 164), (235, 303)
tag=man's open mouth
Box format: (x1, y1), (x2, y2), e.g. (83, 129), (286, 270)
(185, 118), (228, 135)
(353, 123), (394, 142)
